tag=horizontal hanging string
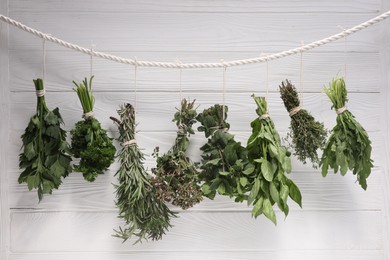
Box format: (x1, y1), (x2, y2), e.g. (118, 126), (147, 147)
(0, 11), (389, 69)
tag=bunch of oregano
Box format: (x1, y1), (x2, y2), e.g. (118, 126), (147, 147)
(111, 104), (175, 243)
(18, 79), (72, 201)
(151, 99), (203, 210)
(197, 104), (251, 202)
(246, 95), (302, 224)
(279, 80), (327, 168)
(70, 76), (116, 182)
(320, 77), (373, 190)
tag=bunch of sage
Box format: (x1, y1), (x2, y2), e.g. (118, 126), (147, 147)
(246, 95), (302, 224)
(111, 104), (175, 243)
(70, 76), (116, 182)
(279, 80), (327, 167)
(151, 99), (202, 210)
(18, 79), (72, 201)
(320, 77), (373, 190)
(197, 104), (250, 202)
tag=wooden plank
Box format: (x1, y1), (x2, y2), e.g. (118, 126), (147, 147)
(9, 50), (381, 93)
(9, 210), (382, 252)
(9, 250), (384, 260)
(8, 13), (381, 52)
(0, 0), (10, 259)
(9, 0), (381, 13)
(8, 92), (383, 133)
(7, 167), (384, 212)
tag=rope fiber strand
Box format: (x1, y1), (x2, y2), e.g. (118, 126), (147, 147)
(0, 11), (389, 69)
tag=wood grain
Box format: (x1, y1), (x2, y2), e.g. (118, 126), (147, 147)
(9, 0), (381, 13)
(9, 50), (381, 93)
(9, 210), (382, 252)
(9, 250), (384, 260)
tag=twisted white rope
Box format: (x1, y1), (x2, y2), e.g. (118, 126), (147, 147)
(36, 89), (45, 97)
(336, 106), (347, 114)
(82, 111), (95, 119)
(0, 11), (389, 69)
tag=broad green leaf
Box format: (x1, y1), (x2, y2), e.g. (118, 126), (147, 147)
(24, 142), (36, 161)
(218, 183), (226, 194)
(252, 197), (264, 218)
(219, 171), (230, 176)
(287, 179), (302, 207)
(269, 144), (278, 158)
(240, 177), (248, 187)
(280, 184), (289, 204)
(243, 165), (255, 175)
(44, 110), (59, 125)
(261, 160), (275, 182)
(247, 178), (260, 206)
(206, 158), (221, 165)
(270, 183), (280, 204)
(262, 199), (277, 225)
(202, 184), (211, 195)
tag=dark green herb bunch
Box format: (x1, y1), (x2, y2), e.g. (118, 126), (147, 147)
(279, 80), (327, 168)
(197, 104), (251, 202)
(246, 95), (302, 224)
(110, 104), (175, 243)
(18, 79), (72, 201)
(70, 76), (116, 182)
(320, 77), (373, 190)
(151, 99), (203, 210)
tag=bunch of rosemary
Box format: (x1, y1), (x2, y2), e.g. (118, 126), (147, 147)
(18, 79), (72, 201)
(111, 104), (175, 243)
(197, 104), (250, 202)
(279, 80), (327, 168)
(246, 95), (302, 224)
(320, 77), (373, 190)
(151, 99), (202, 210)
(70, 76), (116, 182)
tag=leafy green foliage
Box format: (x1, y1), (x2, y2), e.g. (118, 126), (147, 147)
(111, 104), (175, 243)
(197, 104), (249, 202)
(246, 95), (302, 224)
(320, 77), (373, 190)
(279, 80), (327, 168)
(18, 79), (72, 201)
(70, 76), (115, 181)
(151, 99), (203, 209)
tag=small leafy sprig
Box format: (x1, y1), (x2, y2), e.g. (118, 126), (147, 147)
(111, 104), (175, 243)
(151, 99), (203, 210)
(246, 95), (302, 224)
(197, 104), (250, 202)
(18, 79), (72, 201)
(279, 80), (327, 168)
(70, 76), (115, 182)
(320, 77), (373, 190)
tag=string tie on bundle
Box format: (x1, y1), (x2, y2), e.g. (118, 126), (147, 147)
(336, 106), (347, 115)
(82, 111), (95, 119)
(289, 106), (302, 117)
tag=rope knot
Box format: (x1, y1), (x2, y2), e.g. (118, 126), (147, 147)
(259, 113), (269, 120)
(36, 89), (45, 97)
(82, 111), (95, 119)
(289, 106), (302, 117)
(122, 139), (137, 147)
(336, 106), (347, 115)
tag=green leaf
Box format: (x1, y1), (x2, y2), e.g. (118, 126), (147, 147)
(206, 158), (221, 165)
(270, 183), (280, 204)
(280, 184), (289, 205)
(262, 199), (277, 225)
(287, 179), (302, 207)
(49, 160), (66, 178)
(243, 165), (255, 175)
(247, 178), (260, 206)
(24, 142), (36, 161)
(218, 183), (226, 194)
(239, 177), (248, 187)
(252, 197), (264, 218)
(219, 171), (230, 176)
(261, 160), (275, 182)
(202, 184), (211, 195)
(44, 110), (59, 125)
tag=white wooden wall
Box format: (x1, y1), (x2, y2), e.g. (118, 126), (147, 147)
(1, 1), (390, 259)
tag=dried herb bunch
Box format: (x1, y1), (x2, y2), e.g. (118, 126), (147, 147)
(197, 104), (250, 202)
(70, 76), (116, 182)
(111, 104), (175, 243)
(18, 79), (72, 201)
(246, 95), (302, 224)
(151, 99), (202, 210)
(320, 77), (373, 190)
(279, 80), (327, 167)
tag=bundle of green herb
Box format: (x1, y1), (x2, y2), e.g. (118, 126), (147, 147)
(246, 95), (302, 224)
(18, 79), (72, 201)
(151, 99), (202, 210)
(110, 104), (175, 243)
(197, 104), (250, 202)
(320, 77), (373, 190)
(70, 76), (116, 182)
(279, 80), (327, 168)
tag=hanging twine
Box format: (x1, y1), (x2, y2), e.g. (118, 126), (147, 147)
(42, 37), (46, 83)
(90, 43), (95, 78)
(82, 111), (95, 119)
(299, 41), (304, 105)
(336, 106), (347, 114)
(266, 55), (269, 100)
(337, 26), (347, 81)
(221, 59), (227, 121)
(122, 139), (137, 147)
(176, 58), (183, 125)
(289, 105), (302, 117)
(133, 57), (138, 113)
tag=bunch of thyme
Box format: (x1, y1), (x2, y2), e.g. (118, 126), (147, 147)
(151, 99), (203, 210)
